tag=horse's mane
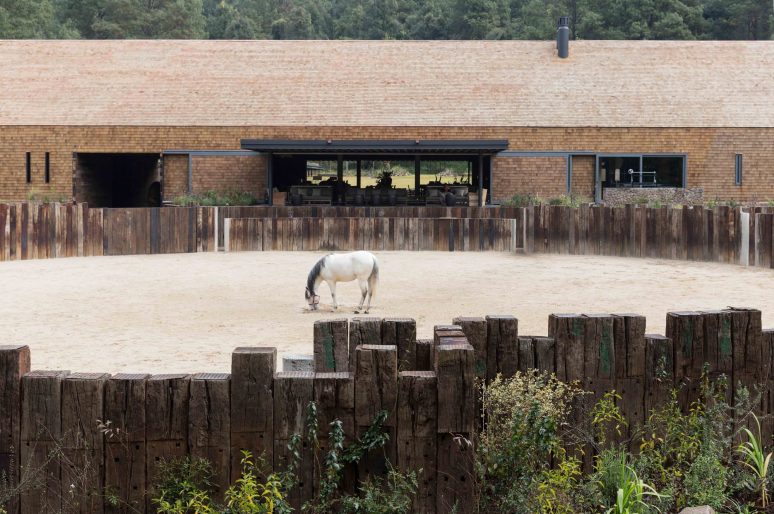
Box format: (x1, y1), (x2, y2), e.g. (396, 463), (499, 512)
(306, 255), (327, 294)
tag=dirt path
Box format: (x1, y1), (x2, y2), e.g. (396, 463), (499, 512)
(1, 251), (771, 373)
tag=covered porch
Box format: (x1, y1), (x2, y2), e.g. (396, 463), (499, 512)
(240, 139), (508, 207)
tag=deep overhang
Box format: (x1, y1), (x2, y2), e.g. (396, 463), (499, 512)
(240, 139), (509, 155)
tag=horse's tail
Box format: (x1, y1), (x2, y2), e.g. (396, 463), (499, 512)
(368, 256), (379, 299)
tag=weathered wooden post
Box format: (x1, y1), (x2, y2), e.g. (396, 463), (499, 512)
(348, 318), (381, 370)
(516, 336), (556, 374)
(644, 334), (674, 416)
(453, 317), (487, 382)
(273, 371), (314, 509)
(20, 370), (68, 514)
(583, 314), (616, 397)
(485, 315), (518, 380)
(104, 373), (149, 514)
(548, 313), (585, 383)
(0, 345), (30, 514)
(666, 311), (704, 409)
(190, 373), (231, 501)
(612, 314), (646, 441)
(763, 329), (774, 440)
(313, 372), (355, 489)
(434, 337), (475, 514)
(61, 373), (109, 514)
(230, 347), (275, 480)
(313, 319), (348, 372)
(398, 371), (438, 514)
(415, 338), (435, 371)
(382, 318), (417, 371)
(145, 374), (190, 512)
(355, 345), (398, 482)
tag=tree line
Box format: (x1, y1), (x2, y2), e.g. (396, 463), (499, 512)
(0, 0), (771, 40)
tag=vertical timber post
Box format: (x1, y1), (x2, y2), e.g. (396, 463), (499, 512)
(0, 345), (30, 514)
(230, 348), (275, 480)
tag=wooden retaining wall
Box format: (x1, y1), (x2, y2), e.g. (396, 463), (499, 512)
(215, 205), (524, 248)
(224, 217), (522, 252)
(0, 203), (772, 268)
(524, 204), (773, 265)
(0, 203), (217, 260)
(0, 309), (772, 514)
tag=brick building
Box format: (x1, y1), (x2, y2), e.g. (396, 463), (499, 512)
(0, 39), (772, 206)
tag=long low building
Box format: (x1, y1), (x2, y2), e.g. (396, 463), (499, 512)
(0, 35), (772, 207)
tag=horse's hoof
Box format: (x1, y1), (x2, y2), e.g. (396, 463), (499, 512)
(353, 309), (360, 314)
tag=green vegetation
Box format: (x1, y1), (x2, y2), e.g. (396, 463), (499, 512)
(1, 0), (771, 40)
(503, 193), (590, 207)
(151, 404), (417, 514)
(172, 190), (260, 206)
(473, 369), (769, 513)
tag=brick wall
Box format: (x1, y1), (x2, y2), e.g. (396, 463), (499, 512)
(570, 155), (595, 199)
(492, 156), (567, 202)
(191, 154), (267, 199)
(163, 155), (188, 200)
(0, 126), (772, 203)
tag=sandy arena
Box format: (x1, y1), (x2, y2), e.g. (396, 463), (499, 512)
(0, 251), (772, 373)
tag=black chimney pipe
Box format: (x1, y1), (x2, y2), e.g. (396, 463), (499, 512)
(557, 16), (570, 58)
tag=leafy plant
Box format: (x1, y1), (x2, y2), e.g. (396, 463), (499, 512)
(737, 413), (772, 508)
(152, 456), (216, 513)
(476, 370), (584, 513)
(605, 453), (664, 514)
(337, 466), (418, 514)
(503, 193), (544, 207)
(592, 390), (628, 448)
(536, 455), (582, 514)
(547, 194), (589, 208)
(172, 190), (259, 206)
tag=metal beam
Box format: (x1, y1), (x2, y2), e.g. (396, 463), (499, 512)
(415, 156), (421, 193)
(477, 155), (484, 207)
(240, 139), (509, 154)
(356, 160), (362, 188)
(163, 150), (257, 156)
(267, 153), (273, 205)
(187, 153), (192, 194)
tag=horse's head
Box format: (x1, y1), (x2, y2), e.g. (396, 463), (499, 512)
(305, 286), (320, 310)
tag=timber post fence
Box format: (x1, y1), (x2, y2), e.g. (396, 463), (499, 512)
(0, 309), (772, 513)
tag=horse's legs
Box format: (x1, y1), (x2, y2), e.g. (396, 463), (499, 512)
(356, 280), (368, 312)
(328, 281), (338, 310)
(365, 269), (377, 314)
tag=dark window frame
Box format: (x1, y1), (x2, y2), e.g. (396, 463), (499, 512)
(44, 152), (50, 183)
(735, 154), (743, 186)
(25, 153), (31, 183)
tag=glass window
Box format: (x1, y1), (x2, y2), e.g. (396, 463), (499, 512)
(599, 155), (684, 188)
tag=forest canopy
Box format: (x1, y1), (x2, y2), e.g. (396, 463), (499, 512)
(0, 0), (771, 40)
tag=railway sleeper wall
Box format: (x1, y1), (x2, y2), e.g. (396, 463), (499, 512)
(0, 309), (772, 513)
(0, 203), (771, 268)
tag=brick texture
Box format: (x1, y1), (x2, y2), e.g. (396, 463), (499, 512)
(570, 155), (595, 199)
(0, 126), (772, 202)
(492, 156), (567, 201)
(191, 155), (267, 199)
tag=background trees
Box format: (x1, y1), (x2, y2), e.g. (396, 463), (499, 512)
(0, 0), (771, 40)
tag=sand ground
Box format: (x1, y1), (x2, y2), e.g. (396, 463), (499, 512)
(0, 251), (771, 374)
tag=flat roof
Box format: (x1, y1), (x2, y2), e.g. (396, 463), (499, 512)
(0, 40), (772, 128)
(241, 139), (509, 154)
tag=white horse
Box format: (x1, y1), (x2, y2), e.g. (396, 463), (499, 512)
(305, 251), (379, 313)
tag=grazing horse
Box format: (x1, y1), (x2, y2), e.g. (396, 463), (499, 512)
(305, 251), (379, 313)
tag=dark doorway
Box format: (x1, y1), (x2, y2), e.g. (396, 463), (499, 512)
(75, 153), (160, 207)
